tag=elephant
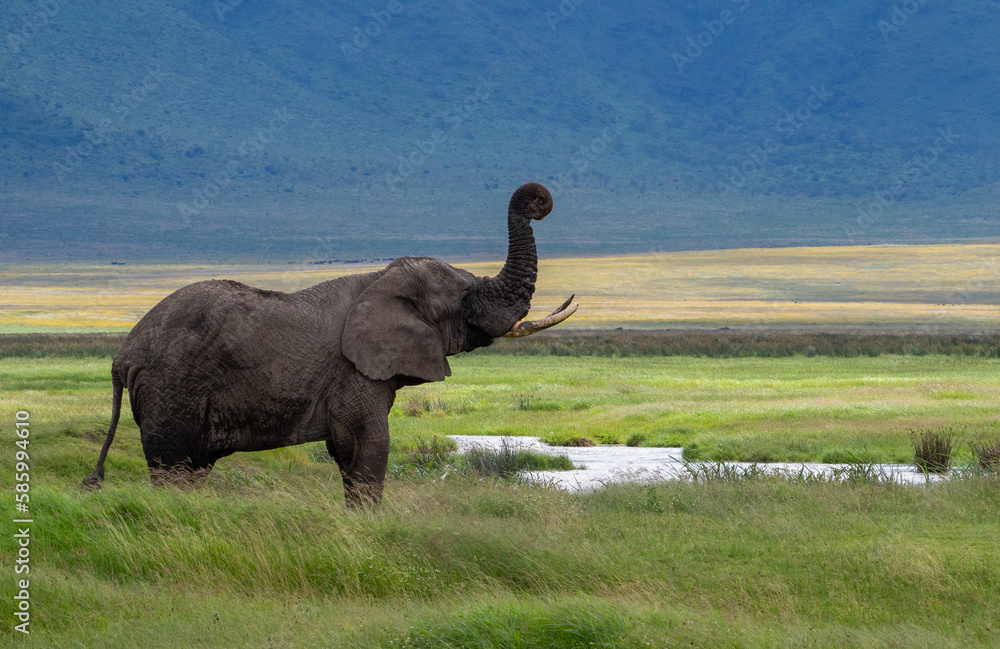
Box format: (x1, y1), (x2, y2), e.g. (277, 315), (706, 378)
(81, 183), (577, 506)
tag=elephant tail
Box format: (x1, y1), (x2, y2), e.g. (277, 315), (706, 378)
(81, 374), (124, 490)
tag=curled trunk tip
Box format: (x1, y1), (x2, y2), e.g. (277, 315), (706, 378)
(510, 183), (552, 221)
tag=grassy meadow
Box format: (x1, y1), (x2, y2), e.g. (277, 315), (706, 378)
(6, 353), (1000, 468)
(3, 351), (1000, 646)
(2, 243), (1000, 331)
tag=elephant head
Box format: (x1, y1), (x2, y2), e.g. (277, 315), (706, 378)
(341, 182), (577, 383)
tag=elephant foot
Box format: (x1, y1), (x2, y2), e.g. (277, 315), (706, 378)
(344, 489), (382, 510)
(80, 471), (104, 491)
(342, 474), (384, 509)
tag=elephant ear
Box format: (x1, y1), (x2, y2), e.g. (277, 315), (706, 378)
(342, 264), (451, 383)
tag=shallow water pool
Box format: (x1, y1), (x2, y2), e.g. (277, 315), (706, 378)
(449, 435), (943, 490)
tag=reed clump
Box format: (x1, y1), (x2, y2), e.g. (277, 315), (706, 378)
(911, 429), (955, 473)
(970, 437), (1000, 471)
(0, 332), (127, 357)
(478, 330), (1000, 358)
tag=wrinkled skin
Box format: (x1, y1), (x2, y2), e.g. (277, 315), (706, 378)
(82, 183), (569, 507)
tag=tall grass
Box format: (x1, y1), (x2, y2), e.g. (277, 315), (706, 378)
(679, 458), (903, 486)
(0, 332), (126, 357)
(462, 437), (575, 476)
(371, 436), (576, 480)
(10, 472), (999, 647)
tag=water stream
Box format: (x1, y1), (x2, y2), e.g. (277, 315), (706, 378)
(449, 435), (944, 491)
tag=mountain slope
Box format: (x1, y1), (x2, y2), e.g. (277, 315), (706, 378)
(1, 0), (998, 261)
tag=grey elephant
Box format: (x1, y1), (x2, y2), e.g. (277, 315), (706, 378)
(82, 183), (576, 506)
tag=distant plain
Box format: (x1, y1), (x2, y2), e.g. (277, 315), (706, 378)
(3, 243), (1000, 332)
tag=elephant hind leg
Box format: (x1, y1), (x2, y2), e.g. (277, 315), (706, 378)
(141, 403), (221, 487)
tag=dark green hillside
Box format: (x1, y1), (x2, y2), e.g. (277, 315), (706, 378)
(1, 1), (998, 261)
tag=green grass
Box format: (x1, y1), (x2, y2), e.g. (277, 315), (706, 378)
(6, 353), (1000, 469)
(3, 470), (999, 646)
(3, 353), (1000, 646)
(389, 354), (1000, 464)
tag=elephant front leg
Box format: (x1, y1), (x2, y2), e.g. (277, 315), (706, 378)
(327, 415), (391, 509)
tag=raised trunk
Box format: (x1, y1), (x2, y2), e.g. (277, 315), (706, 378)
(467, 183), (552, 337)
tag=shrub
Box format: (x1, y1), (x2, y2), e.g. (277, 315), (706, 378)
(0, 333), (126, 358)
(12, 331), (1000, 360)
(387, 437), (576, 480)
(681, 459), (769, 483)
(411, 436), (456, 464)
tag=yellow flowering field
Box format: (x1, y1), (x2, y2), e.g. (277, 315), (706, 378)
(2, 243), (998, 331)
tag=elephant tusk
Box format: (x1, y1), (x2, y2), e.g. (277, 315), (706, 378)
(551, 294), (575, 315)
(502, 296), (578, 338)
